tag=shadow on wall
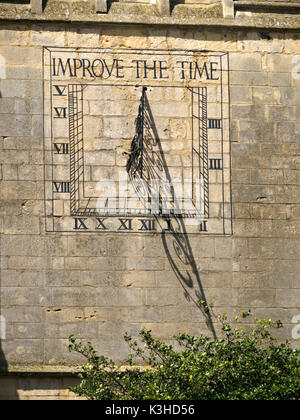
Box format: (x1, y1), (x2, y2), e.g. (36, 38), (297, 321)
(0, 301), (19, 400)
(0, 309), (13, 399)
(0, 374), (79, 401)
(0, 161), (8, 383)
(126, 88), (217, 339)
(0, 239), (8, 375)
(161, 218), (217, 339)
(0, 338), (8, 375)
(0, 259), (10, 398)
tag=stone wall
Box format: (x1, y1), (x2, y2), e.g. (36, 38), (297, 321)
(0, 374), (81, 400)
(0, 1), (300, 400)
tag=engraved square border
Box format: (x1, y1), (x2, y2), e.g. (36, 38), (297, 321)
(43, 47), (232, 235)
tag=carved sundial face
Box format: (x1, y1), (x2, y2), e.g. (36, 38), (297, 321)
(43, 47), (231, 235)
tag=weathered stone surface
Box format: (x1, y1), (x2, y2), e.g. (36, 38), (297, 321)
(0, 8), (299, 401)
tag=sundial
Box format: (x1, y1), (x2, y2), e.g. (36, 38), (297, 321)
(43, 47), (231, 235)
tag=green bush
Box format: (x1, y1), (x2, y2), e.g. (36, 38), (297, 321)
(68, 312), (300, 400)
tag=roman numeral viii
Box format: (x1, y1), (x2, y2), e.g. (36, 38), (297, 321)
(53, 182), (70, 193)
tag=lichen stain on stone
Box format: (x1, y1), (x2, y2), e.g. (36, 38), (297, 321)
(44, 0), (95, 19)
(173, 4), (223, 19)
(1, 0), (300, 28)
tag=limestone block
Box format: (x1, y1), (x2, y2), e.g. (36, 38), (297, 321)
(96, 288), (143, 307)
(1, 340), (44, 365)
(0, 114), (31, 137)
(2, 165), (18, 181)
(108, 236), (144, 257)
(237, 32), (284, 53)
(95, 0), (108, 13)
(276, 289), (300, 308)
(266, 54), (292, 73)
(269, 73), (290, 87)
(230, 86), (252, 104)
(203, 288), (232, 307)
(118, 271), (156, 288)
(3, 286), (50, 306)
(31, 29), (65, 46)
(238, 289), (276, 308)
(0, 47), (41, 66)
(3, 215), (40, 235)
(222, 0), (234, 18)
(126, 256), (165, 271)
(67, 236), (108, 257)
(64, 256), (116, 271)
(31, 0), (43, 15)
(280, 87), (300, 105)
(14, 323), (44, 339)
(157, 0), (170, 16)
(1, 269), (44, 287)
(52, 287), (98, 307)
(44, 339), (86, 365)
(230, 53), (262, 72)
(121, 307), (163, 322)
(4, 307), (42, 323)
(0, 98), (14, 114)
(231, 104), (266, 120)
(45, 323), (98, 339)
(231, 71), (268, 86)
(146, 288), (189, 306)
(103, 117), (134, 139)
